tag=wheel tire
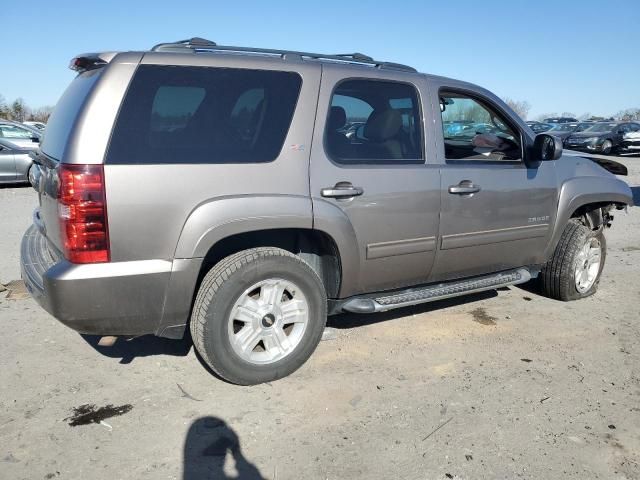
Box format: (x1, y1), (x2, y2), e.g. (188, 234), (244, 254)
(190, 247), (327, 385)
(540, 219), (607, 301)
(601, 140), (613, 155)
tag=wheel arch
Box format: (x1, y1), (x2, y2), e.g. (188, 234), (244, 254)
(543, 176), (632, 259)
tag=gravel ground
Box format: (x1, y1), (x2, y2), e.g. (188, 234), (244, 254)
(1, 156), (639, 480)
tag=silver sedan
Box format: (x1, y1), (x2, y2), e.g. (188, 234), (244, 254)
(0, 139), (33, 184)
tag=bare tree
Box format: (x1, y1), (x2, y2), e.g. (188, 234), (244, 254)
(29, 106), (54, 123)
(504, 98), (531, 120)
(0, 94), (9, 119)
(615, 108), (640, 121)
(561, 112), (577, 118)
(578, 112), (591, 121)
(535, 112), (558, 122)
(10, 98), (29, 122)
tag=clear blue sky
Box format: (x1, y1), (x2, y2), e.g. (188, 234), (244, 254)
(2, 0), (639, 120)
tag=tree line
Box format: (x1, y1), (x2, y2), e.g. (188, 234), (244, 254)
(503, 98), (640, 122)
(0, 94), (53, 123)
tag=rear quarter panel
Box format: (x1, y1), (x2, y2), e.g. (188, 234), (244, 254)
(104, 55), (321, 262)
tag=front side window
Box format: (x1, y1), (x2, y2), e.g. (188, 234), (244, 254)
(325, 79), (423, 164)
(440, 93), (522, 161)
(107, 66), (302, 164)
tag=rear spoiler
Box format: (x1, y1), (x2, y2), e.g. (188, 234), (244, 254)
(69, 52), (118, 72)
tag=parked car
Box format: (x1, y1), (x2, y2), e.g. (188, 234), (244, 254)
(0, 138), (34, 184)
(0, 120), (41, 150)
(21, 38), (633, 385)
(544, 117), (578, 124)
(547, 122), (591, 142)
(620, 131), (640, 155)
(564, 122), (640, 155)
(23, 121), (47, 130)
(527, 122), (553, 133)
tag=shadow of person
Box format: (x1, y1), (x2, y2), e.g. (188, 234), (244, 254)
(184, 417), (265, 480)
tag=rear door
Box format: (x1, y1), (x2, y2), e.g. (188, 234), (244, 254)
(310, 65), (440, 296)
(429, 84), (558, 281)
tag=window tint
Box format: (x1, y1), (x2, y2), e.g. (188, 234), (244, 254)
(325, 79), (423, 164)
(151, 86), (205, 132)
(106, 66), (302, 164)
(440, 93), (521, 161)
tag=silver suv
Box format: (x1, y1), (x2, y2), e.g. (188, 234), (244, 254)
(21, 38), (633, 385)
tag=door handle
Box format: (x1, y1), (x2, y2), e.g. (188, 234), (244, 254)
(448, 180), (481, 195)
(321, 182), (364, 199)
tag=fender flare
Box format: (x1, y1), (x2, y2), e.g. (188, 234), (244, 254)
(544, 176), (633, 259)
(174, 195), (313, 258)
(312, 198), (361, 297)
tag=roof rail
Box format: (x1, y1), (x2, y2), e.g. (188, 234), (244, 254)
(150, 38), (417, 73)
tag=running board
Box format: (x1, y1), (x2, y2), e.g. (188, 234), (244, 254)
(339, 268), (531, 314)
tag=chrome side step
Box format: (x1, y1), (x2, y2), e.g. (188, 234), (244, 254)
(339, 268), (531, 314)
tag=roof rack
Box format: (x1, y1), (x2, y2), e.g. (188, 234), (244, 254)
(150, 38), (417, 73)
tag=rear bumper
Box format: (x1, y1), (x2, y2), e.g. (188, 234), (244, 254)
(20, 225), (174, 336)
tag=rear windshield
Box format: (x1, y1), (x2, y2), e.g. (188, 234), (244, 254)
(40, 69), (102, 161)
(106, 65), (302, 164)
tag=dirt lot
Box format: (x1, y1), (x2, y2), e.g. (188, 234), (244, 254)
(1, 156), (639, 480)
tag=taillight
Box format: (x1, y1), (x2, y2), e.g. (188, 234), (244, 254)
(58, 164), (110, 263)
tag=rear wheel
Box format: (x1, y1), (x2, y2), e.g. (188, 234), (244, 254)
(540, 220), (606, 301)
(190, 247), (327, 385)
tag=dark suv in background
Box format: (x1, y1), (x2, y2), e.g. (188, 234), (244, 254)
(21, 38), (633, 385)
(565, 121), (640, 155)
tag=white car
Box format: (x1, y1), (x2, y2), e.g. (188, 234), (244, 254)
(620, 131), (640, 155)
(23, 121), (46, 130)
(0, 121), (41, 150)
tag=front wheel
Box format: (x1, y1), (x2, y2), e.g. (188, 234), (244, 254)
(601, 140), (613, 155)
(190, 247), (327, 385)
(540, 220), (606, 301)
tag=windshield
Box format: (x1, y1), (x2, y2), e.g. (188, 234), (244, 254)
(0, 124), (36, 139)
(584, 123), (617, 133)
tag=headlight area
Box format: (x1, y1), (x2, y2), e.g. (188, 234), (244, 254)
(585, 137), (601, 150)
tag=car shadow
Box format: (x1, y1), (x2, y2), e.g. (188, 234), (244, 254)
(327, 289), (499, 329)
(631, 186), (640, 206)
(0, 182), (30, 189)
(80, 287), (526, 366)
(184, 417), (265, 479)
(81, 333), (192, 364)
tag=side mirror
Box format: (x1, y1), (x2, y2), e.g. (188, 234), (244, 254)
(534, 133), (563, 161)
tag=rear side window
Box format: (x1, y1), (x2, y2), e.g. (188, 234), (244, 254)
(106, 65), (302, 164)
(325, 79), (423, 164)
(41, 69), (103, 161)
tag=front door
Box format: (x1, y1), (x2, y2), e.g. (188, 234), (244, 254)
(0, 148), (16, 183)
(430, 88), (558, 281)
(310, 67), (440, 296)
